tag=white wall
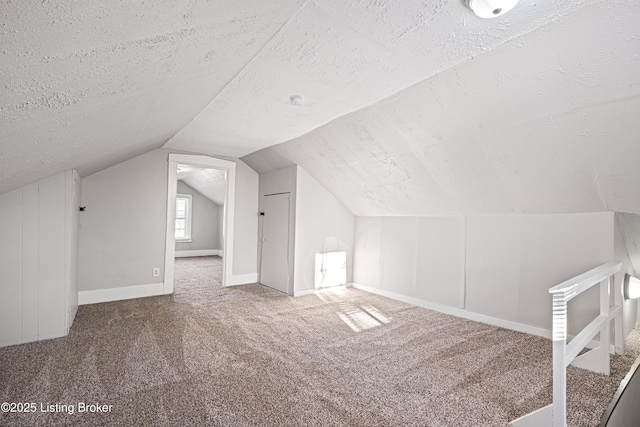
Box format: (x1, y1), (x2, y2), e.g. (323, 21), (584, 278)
(175, 180), (222, 253)
(0, 170), (80, 347)
(232, 159), (259, 276)
(79, 149), (168, 291)
(294, 167), (355, 293)
(615, 213), (639, 338)
(354, 212), (624, 337)
(79, 149), (259, 296)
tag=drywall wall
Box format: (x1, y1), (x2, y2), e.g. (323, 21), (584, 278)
(468, 213), (613, 333)
(615, 213), (639, 339)
(257, 166), (297, 294)
(0, 187), (23, 346)
(79, 149), (259, 295)
(232, 159), (259, 276)
(79, 149), (168, 291)
(616, 212), (640, 276)
(0, 170), (80, 347)
(354, 212), (622, 337)
(354, 216), (465, 308)
(175, 180), (222, 253)
(294, 167), (355, 293)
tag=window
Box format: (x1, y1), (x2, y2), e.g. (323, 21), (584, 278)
(175, 194), (192, 242)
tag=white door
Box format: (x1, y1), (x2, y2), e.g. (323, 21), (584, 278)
(260, 193), (290, 293)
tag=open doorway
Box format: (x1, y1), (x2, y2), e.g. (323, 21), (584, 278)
(173, 165), (225, 291)
(163, 154), (236, 294)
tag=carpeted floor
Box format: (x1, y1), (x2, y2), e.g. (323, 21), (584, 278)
(1, 255), (639, 426)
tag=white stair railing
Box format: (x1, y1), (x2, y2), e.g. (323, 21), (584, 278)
(511, 261), (623, 427)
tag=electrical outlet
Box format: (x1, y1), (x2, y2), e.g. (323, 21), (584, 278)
(152, 268), (160, 277)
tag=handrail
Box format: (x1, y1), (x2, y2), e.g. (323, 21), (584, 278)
(549, 261), (621, 296)
(511, 261), (623, 427)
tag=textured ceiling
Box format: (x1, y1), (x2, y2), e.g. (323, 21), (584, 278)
(164, 0), (600, 156)
(1, 0), (605, 196)
(177, 165), (226, 205)
(243, 0), (640, 216)
(0, 0), (305, 194)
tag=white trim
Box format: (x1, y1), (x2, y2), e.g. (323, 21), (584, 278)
(165, 154), (236, 292)
(351, 283), (551, 339)
(226, 273), (258, 286)
(78, 282), (164, 305)
(164, 159), (178, 294)
(175, 249), (223, 258)
(0, 332), (67, 348)
(37, 331), (68, 341)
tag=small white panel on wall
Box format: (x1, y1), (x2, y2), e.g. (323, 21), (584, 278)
(465, 215), (522, 321)
(0, 189), (23, 346)
(38, 172), (67, 340)
(380, 217), (418, 296)
(22, 183), (39, 341)
(353, 217), (382, 290)
(519, 213), (614, 332)
(415, 216), (465, 308)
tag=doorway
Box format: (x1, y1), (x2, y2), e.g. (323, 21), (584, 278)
(260, 193), (290, 294)
(164, 154), (236, 294)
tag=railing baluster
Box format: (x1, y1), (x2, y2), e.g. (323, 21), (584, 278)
(552, 291), (569, 427)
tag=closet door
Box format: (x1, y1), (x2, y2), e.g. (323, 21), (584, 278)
(260, 193), (290, 294)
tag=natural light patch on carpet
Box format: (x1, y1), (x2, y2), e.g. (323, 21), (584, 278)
(336, 301), (391, 332)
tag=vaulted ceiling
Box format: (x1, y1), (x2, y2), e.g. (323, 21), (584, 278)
(2, 0), (639, 218)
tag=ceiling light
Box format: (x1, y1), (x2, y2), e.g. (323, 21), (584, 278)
(289, 95), (303, 106)
(624, 274), (640, 299)
(465, 0), (519, 19)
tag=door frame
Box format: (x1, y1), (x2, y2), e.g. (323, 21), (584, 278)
(163, 153), (236, 294)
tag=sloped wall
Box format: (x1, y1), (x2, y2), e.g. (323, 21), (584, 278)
(294, 167), (355, 294)
(354, 212), (622, 337)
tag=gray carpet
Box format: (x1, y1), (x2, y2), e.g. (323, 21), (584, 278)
(1, 256), (638, 426)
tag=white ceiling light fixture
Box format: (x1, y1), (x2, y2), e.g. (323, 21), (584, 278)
(465, 0), (520, 18)
(624, 274), (640, 300)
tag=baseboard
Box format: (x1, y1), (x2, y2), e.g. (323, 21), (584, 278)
(0, 332), (66, 349)
(0, 337), (26, 348)
(226, 273), (258, 286)
(78, 282), (165, 305)
(175, 249), (223, 258)
(351, 283), (552, 339)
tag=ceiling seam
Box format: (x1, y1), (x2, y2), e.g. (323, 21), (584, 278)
(163, 0), (312, 148)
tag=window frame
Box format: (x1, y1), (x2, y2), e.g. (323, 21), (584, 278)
(175, 193), (193, 243)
